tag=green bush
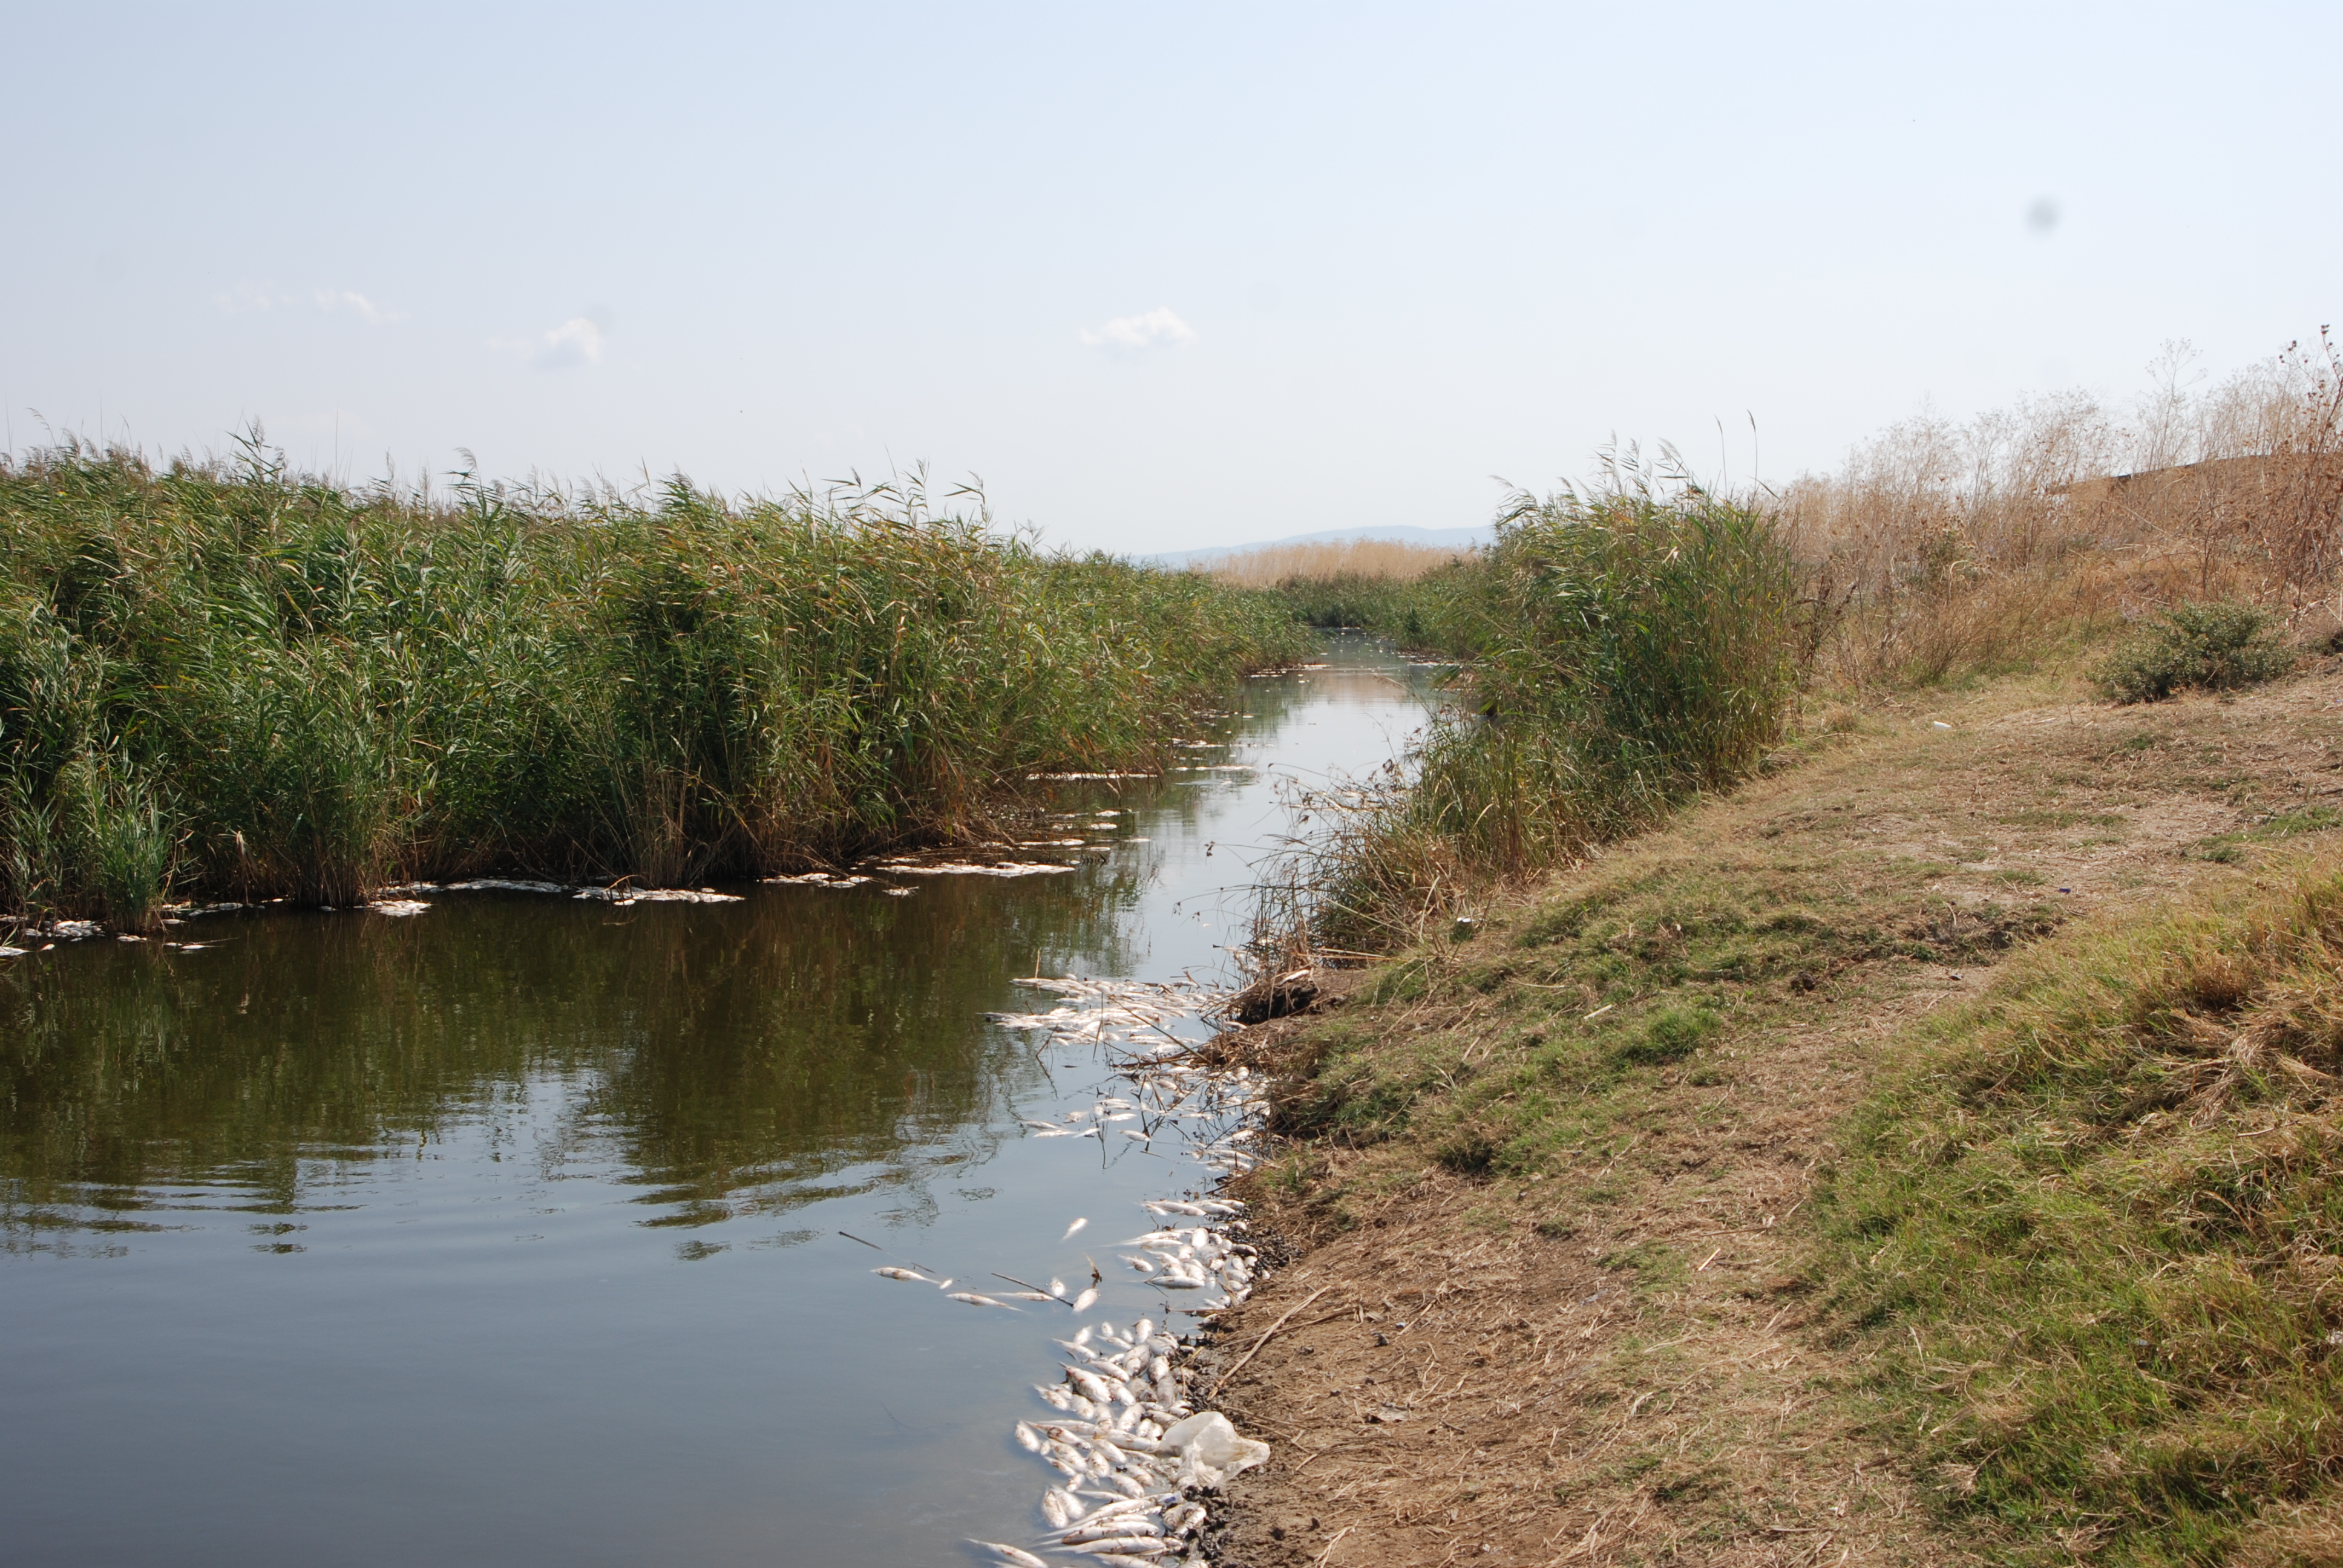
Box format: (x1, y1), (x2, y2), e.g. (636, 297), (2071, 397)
(2092, 601), (2296, 704)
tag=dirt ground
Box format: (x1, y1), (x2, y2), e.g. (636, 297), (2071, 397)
(1188, 662), (2343, 1567)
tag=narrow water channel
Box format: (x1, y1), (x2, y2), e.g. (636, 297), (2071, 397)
(0, 632), (1438, 1568)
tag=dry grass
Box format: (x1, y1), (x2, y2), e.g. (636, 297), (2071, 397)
(1205, 538), (1475, 589)
(1779, 335), (2343, 688)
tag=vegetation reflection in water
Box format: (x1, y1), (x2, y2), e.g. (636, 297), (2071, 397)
(0, 860), (1178, 1246)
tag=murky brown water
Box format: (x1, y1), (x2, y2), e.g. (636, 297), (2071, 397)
(0, 633), (1438, 1568)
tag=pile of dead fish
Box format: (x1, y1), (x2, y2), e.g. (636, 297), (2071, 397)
(956, 975), (1280, 1564)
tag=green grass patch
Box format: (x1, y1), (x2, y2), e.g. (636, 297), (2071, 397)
(1812, 850), (2343, 1564)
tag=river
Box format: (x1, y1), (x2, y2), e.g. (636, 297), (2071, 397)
(0, 632), (1437, 1568)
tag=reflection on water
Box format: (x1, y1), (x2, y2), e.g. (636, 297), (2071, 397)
(0, 633), (1438, 1568)
(3, 874), (1148, 1246)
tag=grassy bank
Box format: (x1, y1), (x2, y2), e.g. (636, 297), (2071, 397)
(0, 442), (1314, 927)
(1206, 659), (2343, 1566)
(1197, 339), (2343, 1566)
(1815, 846), (2343, 1566)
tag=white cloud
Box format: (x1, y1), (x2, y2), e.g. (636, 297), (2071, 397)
(213, 284), (405, 322)
(535, 317), (605, 371)
(212, 283), (281, 315)
(489, 316), (608, 371)
(313, 289), (404, 324)
(1080, 306), (1196, 352)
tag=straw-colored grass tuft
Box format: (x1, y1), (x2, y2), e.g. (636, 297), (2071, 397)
(1204, 537), (1470, 589)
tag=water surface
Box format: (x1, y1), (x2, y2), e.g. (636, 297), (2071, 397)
(0, 633), (1437, 1568)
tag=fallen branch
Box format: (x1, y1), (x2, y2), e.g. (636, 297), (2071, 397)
(1213, 1285), (1335, 1394)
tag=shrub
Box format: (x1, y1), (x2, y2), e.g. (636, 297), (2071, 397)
(2093, 601), (2296, 704)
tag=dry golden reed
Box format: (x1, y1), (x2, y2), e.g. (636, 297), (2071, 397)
(1777, 335), (2343, 687)
(1203, 537), (1472, 589)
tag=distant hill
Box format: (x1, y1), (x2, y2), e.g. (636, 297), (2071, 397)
(1137, 524), (1493, 570)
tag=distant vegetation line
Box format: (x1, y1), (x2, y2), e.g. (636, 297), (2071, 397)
(0, 442), (1316, 929)
(1206, 539), (1486, 656)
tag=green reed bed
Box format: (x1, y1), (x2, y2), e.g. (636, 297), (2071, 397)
(1266, 482), (1812, 953)
(0, 443), (1313, 927)
(1262, 563), (1484, 656)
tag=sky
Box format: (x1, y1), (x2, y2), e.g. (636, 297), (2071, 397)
(3, 1), (2337, 553)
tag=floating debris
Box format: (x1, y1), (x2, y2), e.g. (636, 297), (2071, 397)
(877, 861), (1079, 878)
(366, 899), (431, 917)
(572, 887), (742, 905)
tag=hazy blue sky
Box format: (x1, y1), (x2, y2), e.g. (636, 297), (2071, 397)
(4, 2), (2336, 551)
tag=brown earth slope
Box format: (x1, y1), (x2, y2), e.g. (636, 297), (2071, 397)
(1192, 662), (2343, 1567)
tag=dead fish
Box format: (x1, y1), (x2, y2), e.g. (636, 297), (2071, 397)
(1049, 1276), (1068, 1298)
(948, 1292), (1021, 1310)
(1071, 1287), (1099, 1312)
(1067, 1537), (1167, 1558)
(1062, 1217), (1089, 1241)
(1069, 1369), (1115, 1405)
(936, 1278), (955, 1290)
(871, 1266), (933, 1282)
(1015, 1422), (1044, 1452)
(971, 1542), (1049, 1568)
(1041, 1488), (1078, 1528)
(1001, 1291), (1059, 1302)
(1067, 1495), (1158, 1526)
(1064, 1524), (1165, 1546)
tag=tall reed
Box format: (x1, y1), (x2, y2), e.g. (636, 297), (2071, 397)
(1268, 468), (1811, 953)
(0, 443), (1314, 927)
